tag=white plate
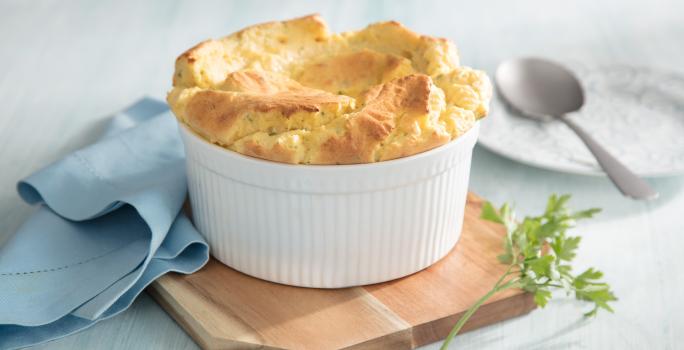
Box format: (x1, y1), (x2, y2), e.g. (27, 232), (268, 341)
(479, 63), (684, 177)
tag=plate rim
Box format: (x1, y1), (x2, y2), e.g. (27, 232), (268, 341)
(477, 136), (684, 178)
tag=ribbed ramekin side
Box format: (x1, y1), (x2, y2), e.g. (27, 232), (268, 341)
(182, 128), (476, 288)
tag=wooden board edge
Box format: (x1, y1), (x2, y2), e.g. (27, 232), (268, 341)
(341, 326), (413, 350)
(148, 277), (281, 350)
(332, 288), (413, 350)
(410, 292), (536, 348)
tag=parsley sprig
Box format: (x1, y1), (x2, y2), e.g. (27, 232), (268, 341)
(440, 194), (617, 349)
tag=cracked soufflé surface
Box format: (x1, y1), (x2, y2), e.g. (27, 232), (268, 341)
(168, 15), (491, 164)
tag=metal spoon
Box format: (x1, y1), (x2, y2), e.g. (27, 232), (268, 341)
(495, 57), (658, 200)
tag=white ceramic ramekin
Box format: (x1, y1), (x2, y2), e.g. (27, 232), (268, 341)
(179, 122), (479, 288)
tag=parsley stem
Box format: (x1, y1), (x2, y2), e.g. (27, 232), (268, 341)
(440, 266), (518, 349)
(439, 284), (499, 349)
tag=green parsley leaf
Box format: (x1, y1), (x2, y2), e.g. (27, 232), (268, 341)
(554, 235), (581, 261)
(534, 289), (553, 308)
(481, 201), (504, 224)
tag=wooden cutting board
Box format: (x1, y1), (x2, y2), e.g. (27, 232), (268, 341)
(148, 193), (535, 349)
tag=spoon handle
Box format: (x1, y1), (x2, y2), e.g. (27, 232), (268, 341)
(559, 115), (658, 200)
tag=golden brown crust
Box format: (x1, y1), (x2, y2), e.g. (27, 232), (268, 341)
(220, 70), (307, 94)
(238, 137), (301, 164)
(182, 72), (354, 146)
(295, 49), (415, 98)
(310, 74), (447, 164)
(168, 16), (491, 164)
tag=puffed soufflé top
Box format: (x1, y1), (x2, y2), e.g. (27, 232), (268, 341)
(168, 15), (491, 164)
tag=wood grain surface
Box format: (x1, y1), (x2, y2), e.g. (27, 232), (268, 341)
(2, 0), (683, 349)
(148, 194), (536, 350)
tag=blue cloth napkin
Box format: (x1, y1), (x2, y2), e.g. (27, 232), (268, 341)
(0, 98), (209, 349)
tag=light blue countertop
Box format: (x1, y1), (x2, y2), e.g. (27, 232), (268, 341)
(1, 0), (683, 348)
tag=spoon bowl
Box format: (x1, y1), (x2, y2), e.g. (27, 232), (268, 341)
(496, 58), (584, 120)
